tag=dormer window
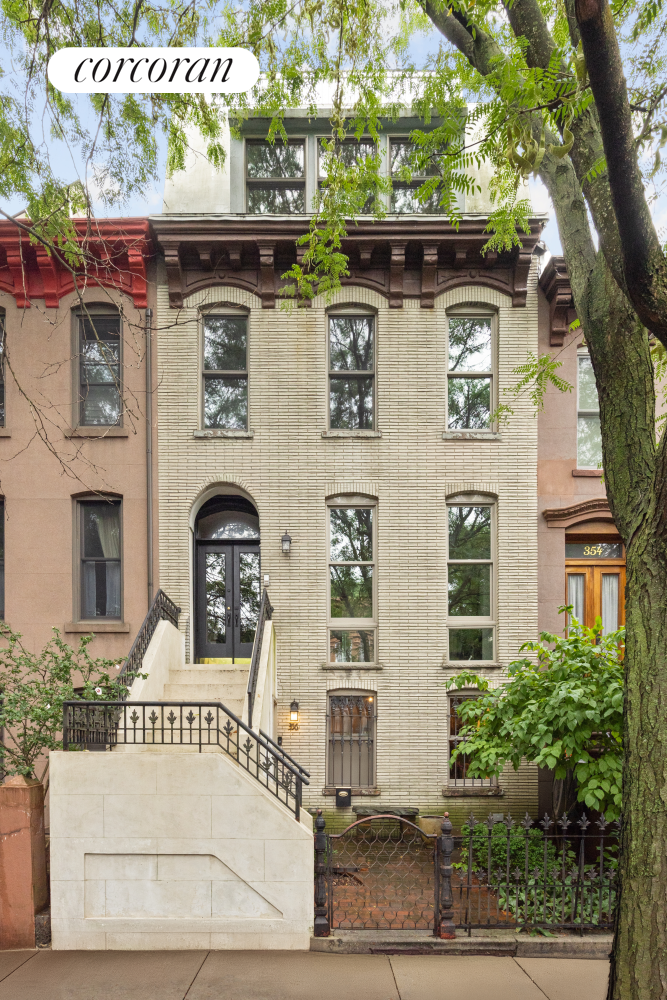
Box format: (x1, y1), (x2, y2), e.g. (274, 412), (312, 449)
(245, 139), (305, 214)
(318, 137), (378, 214)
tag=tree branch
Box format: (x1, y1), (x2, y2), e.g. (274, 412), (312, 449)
(575, 0), (667, 346)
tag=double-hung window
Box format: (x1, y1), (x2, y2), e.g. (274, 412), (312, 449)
(577, 352), (602, 469)
(78, 314), (121, 426)
(447, 501), (494, 661)
(203, 315), (248, 430)
(390, 139), (443, 214)
(329, 314), (375, 429)
(318, 137), (378, 214)
(329, 503), (375, 663)
(449, 694), (492, 787)
(327, 692), (376, 789)
(245, 139), (305, 214)
(79, 499), (121, 619)
(447, 315), (493, 430)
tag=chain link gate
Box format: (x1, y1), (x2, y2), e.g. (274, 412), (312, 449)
(314, 811), (456, 938)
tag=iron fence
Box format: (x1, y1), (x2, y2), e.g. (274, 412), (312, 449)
(246, 587), (273, 730)
(117, 589), (180, 696)
(62, 699), (309, 820)
(314, 810), (618, 938)
(455, 812), (619, 935)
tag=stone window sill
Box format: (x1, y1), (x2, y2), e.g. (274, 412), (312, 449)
(193, 429), (254, 439)
(322, 787), (381, 796)
(321, 663), (384, 671)
(65, 621), (130, 633)
(572, 469), (602, 477)
(321, 429), (382, 439)
(0, 428), (10, 437)
(442, 431), (501, 442)
(442, 786), (504, 798)
(66, 427), (128, 438)
(443, 662), (502, 670)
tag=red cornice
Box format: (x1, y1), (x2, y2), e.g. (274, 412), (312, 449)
(0, 218), (153, 309)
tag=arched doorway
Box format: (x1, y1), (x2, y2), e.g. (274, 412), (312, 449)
(194, 495), (261, 662)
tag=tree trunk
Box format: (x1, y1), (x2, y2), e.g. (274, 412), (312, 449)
(609, 530), (667, 999)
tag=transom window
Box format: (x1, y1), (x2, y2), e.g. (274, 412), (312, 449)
(390, 139), (443, 214)
(78, 314), (121, 426)
(329, 315), (375, 429)
(245, 139), (305, 214)
(319, 137), (378, 214)
(577, 352), (602, 469)
(328, 503), (375, 663)
(79, 499), (121, 620)
(449, 694), (493, 787)
(203, 315), (248, 430)
(327, 693), (376, 789)
(447, 316), (493, 430)
(447, 502), (494, 662)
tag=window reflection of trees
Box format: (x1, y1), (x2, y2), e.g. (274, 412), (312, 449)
(205, 553), (226, 644)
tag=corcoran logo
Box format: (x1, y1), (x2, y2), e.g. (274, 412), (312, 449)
(47, 47), (260, 94)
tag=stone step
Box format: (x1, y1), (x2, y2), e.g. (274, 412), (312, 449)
(163, 683), (246, 702)
(168, 669), (248, 685)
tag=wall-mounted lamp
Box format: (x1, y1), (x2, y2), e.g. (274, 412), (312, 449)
(281, 531), (292, 556)
(289, 700), (299, 731)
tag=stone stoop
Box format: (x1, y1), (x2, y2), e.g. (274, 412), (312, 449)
(162, 664), (249, 719)
(310, 930), (613, 959)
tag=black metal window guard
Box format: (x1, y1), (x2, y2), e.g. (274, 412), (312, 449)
(62, 699), (309, 821)
(246, 587), (273, 730)
(117, 589), (180, 697)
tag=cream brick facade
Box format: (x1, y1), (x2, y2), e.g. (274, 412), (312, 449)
(154, 268), (540, 826)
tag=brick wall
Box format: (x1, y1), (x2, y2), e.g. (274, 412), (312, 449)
(156, 271), (540, 823)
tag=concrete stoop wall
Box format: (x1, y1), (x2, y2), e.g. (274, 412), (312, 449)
(49, 750), (313, 950)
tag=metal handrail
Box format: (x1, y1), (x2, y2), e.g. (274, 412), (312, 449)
(117, 589), (180, 698)
(260, 729), (310, 778)
(247, 588), (273, 730)
(62, 698), (309, 821)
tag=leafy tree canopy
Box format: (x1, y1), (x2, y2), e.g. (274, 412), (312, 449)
(446, 612), (624, 820)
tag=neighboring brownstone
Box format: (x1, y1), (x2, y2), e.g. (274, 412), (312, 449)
(0, 776), (48, 949)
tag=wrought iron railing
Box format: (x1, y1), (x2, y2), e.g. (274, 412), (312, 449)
(260, 729), (310, 778)
(455, 812), (619, 935)
(117, 589), (180, 697)
(62, 699), (309, 820)
(314, 810), (619, 938)
(246, 587), (273, 730)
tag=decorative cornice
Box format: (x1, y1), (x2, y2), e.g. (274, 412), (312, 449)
(0, 219), (153, 309)
(538, 255), (577, 346)
(543, 498), (613, 528)
(150, 215), (545, 310)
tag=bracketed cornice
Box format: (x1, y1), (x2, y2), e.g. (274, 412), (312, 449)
(150, 215), (545, 309)
(0, 219), (153, 309)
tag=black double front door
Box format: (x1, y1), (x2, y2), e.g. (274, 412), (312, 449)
(195, 543), (261, 661)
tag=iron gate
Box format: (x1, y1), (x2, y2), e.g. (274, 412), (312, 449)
(314, 812), (455, 938)
(313, 810), (619, 939)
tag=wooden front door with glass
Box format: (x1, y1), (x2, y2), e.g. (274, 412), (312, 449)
(194, 499), (261, 663)
(565, 540), (625, 635)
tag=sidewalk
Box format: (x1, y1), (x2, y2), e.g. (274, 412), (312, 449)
(0, 949), (610, 1000)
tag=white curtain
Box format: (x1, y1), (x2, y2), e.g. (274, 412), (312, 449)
(601, 575), (619, 635)
(95, 505), (120, 558)
(567, 574), (585, 628)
